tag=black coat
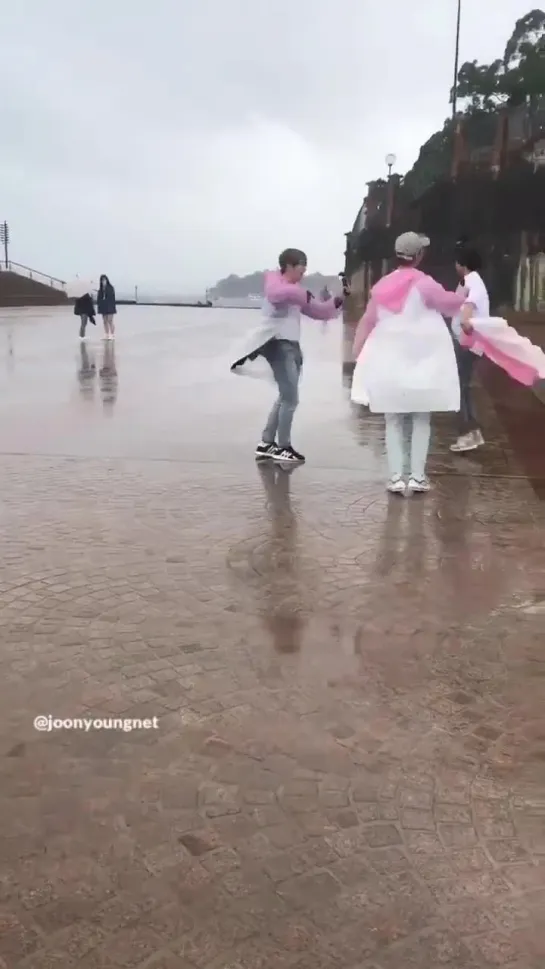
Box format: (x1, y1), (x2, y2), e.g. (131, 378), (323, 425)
(97, 283), (116, 315)
(74, 293), (95, 318)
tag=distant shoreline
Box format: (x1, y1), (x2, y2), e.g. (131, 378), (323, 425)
(116, 299), (213, 308)
(115, 299), (260, 310)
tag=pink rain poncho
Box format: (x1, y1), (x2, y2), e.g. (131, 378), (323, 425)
(460, 317), (545, 386)
(351, 267), (465, 413)
(230, 270), (341, 380)
(352, 266), (545, 411)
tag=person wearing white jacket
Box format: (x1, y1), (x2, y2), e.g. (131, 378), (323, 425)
(351, 233), (466, 495)
(449, 246), (489, 453)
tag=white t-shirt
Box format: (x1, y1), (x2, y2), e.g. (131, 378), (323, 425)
(452, 271), (490, 353)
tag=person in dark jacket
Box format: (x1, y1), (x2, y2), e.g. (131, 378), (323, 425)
(97, 274), (117, 339)
(74, 292), (96, 339)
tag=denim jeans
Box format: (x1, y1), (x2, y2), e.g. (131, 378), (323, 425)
(455, 341), (479, 433)
(385, 413), (431, 479)
(262, 339), (303, 448)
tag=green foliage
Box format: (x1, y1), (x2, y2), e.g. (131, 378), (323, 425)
(456, 59), (506, 109)
(457, 9), (545, 109)
(401, 9), (545, 199)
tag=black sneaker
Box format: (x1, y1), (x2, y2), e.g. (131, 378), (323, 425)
(255, 441), (277, 460)
(273, 445), (305, 464)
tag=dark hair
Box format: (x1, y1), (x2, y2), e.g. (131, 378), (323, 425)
(455, 246), (482, 272)
(99, 274), (111, 287)
(278, 248), (307, 273)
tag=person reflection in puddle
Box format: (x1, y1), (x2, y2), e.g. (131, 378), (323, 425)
(77, 343), (96, 400)
(99, 340), (118, 412)
(256, 462), (304, 654)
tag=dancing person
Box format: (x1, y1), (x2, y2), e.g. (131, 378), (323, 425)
(231, 248), (344, 464)
(449, 246), (488, 452)
(351, 232), (467, 496)
(97, 274), (117, 339)
(74, 291), (96, 340)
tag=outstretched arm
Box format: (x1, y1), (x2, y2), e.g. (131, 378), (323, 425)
(264, 271), (341, 321)
(353, 297), (378, 359)
(301, 294), (342, 321)
(418, 276), (466, 317)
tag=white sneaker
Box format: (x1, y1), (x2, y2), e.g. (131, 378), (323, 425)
(407, 476), (431, 494)
(450, 430), (483, 452)
(387, 475), (406, 495)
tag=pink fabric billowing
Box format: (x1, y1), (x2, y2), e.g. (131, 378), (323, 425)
(352, 268), (465, 359)
(264, 270), (340, 322)
(460, 319), (545, 387)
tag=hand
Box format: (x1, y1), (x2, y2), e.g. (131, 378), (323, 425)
(334, 296), (344, 309)
(461, 320), (473, 335)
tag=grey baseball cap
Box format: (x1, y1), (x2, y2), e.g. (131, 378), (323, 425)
(395, 231), (430, 259)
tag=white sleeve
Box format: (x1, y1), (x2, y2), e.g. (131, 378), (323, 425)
(463, 279), (479, 307)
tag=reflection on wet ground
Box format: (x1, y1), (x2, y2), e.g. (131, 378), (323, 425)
(0, 306), (544, 969)
(99, 340), (118, 411)
(77, 342), (96, 400)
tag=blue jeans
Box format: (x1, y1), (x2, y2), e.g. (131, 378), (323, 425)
(454, 341), (479, 433)
(262, 339), (303, 448)
(385, 413), (431, 479)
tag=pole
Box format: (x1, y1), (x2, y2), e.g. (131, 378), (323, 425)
(452, 0), (462, 119)
(1, 222), (9, 268)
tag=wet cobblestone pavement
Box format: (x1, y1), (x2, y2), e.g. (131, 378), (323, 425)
(0, 307), (545, 968)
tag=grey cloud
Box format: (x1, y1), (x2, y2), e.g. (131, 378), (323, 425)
(0, 0), (537, 291)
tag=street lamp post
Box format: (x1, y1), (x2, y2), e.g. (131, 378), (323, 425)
(0, 221), (9, 268)
(383, 154), (397, 278)
(385, 152), (396, 181)
(452, 0), (462, 119)
(385, 154), (397, 229)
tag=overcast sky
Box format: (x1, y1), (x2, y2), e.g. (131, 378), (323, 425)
(0, 0), (537, 292)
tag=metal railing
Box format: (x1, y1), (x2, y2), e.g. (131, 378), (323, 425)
(0, 261), (66, 291)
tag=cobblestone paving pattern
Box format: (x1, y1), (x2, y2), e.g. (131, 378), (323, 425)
(0, 308), (544, 968)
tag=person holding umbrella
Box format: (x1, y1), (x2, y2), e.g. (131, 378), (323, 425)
(68, 277), (96, 340)
(74, 291), (96, 339)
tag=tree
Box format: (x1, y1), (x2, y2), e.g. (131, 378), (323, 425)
(456, 59), (506, 110)
(456, 9), (545, 109)
(401, 9), (545, 199)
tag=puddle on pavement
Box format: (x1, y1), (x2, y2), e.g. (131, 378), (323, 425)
(258, 614), (367, 682)
(517, 595), (545, 615)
